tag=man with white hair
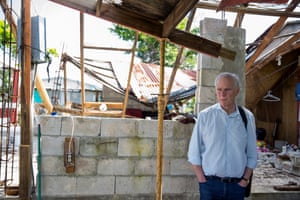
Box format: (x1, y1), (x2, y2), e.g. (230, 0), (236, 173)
(188, 72), (257, 200)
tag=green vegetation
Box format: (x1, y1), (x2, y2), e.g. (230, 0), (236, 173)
(109, 17), (199, 70)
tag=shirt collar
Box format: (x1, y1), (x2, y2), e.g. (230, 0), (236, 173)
(216, 103), (239, 116)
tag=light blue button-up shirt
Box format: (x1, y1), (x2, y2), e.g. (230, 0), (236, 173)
(188, 103), (257, 178)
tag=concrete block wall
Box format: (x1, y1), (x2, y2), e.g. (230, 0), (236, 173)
(195, 18), (245, 113)
(37, 115), (199, 200)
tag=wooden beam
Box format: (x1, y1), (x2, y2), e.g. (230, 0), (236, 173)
(99, 3), (163, 38)
(168, 29), (236, 60)
(162, 0), (198, 37)
(96, 0), (102, 17)
(234, 12), (245, 28)
(84, 102), (123, 110)
(233, 4), (248, 28)
(53, 105), (123, 117)
(246, 0), (300, 74)
(49, 0), (235, 59)
(253, 31), (300, 70)
(83, 45), (132, 52)
(196, 1), (300, 18)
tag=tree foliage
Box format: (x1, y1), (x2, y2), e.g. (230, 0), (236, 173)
(0, 20), (16, 56)
(109, 17), (199, 69)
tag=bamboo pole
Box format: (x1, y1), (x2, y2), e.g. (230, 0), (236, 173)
(19, 0), (32, 199)
(156, 39), (165, 200)
(122, 31), (139, 118)
(80, 12), (85, 114)
(35, 74), (53, 113)
(63, 58), (68, 106)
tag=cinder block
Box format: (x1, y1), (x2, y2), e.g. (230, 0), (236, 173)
(79, 137), (118, 157)
(137, 120), (173, 138)
(39, 115), (62, 136)
(163, 120), (175, 138)
(162, 176), (187, 194)
(40, 156), (65, 175)
(97, 159), (135, 175)
(200, 18), (227, 42)
(118, 138), (155, 157)
(162, 139), (188, 158)
(172, 121), (194, 139)
(185, 176), (200, 193)
(135, 158), (170, 175)
(170, 158), (194, 175)
(198, 86), (215, 104)
(76, 157), (97, 175)
(116, 176), (155, 194)
(41, 136), (65, 156)
(61, 116), (101, 136)
(163, 176), (198, 194)
(101, 118), (137, 137)
(42, 176), (76, 196)
(76, 176), (115, 195)
(199, 70), (219, 87)
(137, 120), (158, 138)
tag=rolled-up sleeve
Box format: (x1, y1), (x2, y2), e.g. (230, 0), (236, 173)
(188, 118), (202, 165)
(246, 112), (258, 169)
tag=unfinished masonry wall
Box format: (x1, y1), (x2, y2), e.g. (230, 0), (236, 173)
(38, 115), (198, 200)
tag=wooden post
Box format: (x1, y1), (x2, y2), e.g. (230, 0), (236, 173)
(122, 31), (138, 118)
(19, 145), (31, 199)
(19, 0), (32, 199)
(63, 59), (68, 106)
(156, 39), (165, 200)
(80, 12), (85, 114)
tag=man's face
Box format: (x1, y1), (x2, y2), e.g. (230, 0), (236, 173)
(215, 76), (239, 108)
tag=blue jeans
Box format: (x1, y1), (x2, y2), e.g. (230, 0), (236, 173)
(199, 179), (245, 200)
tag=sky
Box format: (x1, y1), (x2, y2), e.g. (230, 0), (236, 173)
(29, 1), (280, 51)
(9, 0), (285, 84)
(29, 0), (134, 85)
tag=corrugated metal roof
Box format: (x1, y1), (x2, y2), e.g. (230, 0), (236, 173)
(130, 63), (196, 103)
(61, 54), (196, 105)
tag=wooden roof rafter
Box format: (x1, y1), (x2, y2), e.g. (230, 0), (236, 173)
(245, 0), (300, 74)
(49, 0), (236, 60)
(252, 30), (300, 69)
(196, 1), (300, 18)
(162, 0), (198, 37)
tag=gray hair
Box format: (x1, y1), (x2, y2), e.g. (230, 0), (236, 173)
(214, 72), (241, 89)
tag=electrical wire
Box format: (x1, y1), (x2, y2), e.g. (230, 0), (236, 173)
(68, 116), (74, 157)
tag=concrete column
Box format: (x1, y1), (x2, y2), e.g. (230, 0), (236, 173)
(195, 18), (245, 114)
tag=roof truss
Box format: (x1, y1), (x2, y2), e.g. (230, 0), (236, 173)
(49, 0), (236, 60)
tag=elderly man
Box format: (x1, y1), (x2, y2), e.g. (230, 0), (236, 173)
(188, 72), (257, 200)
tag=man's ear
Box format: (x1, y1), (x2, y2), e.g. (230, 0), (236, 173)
(235, 88), (240, 95)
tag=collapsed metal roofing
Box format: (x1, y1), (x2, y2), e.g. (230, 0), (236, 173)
(129, 63), (196, 103)
(60, 53), (196, 105)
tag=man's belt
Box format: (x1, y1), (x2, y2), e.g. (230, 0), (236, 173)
(205, 175), (241, 183)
